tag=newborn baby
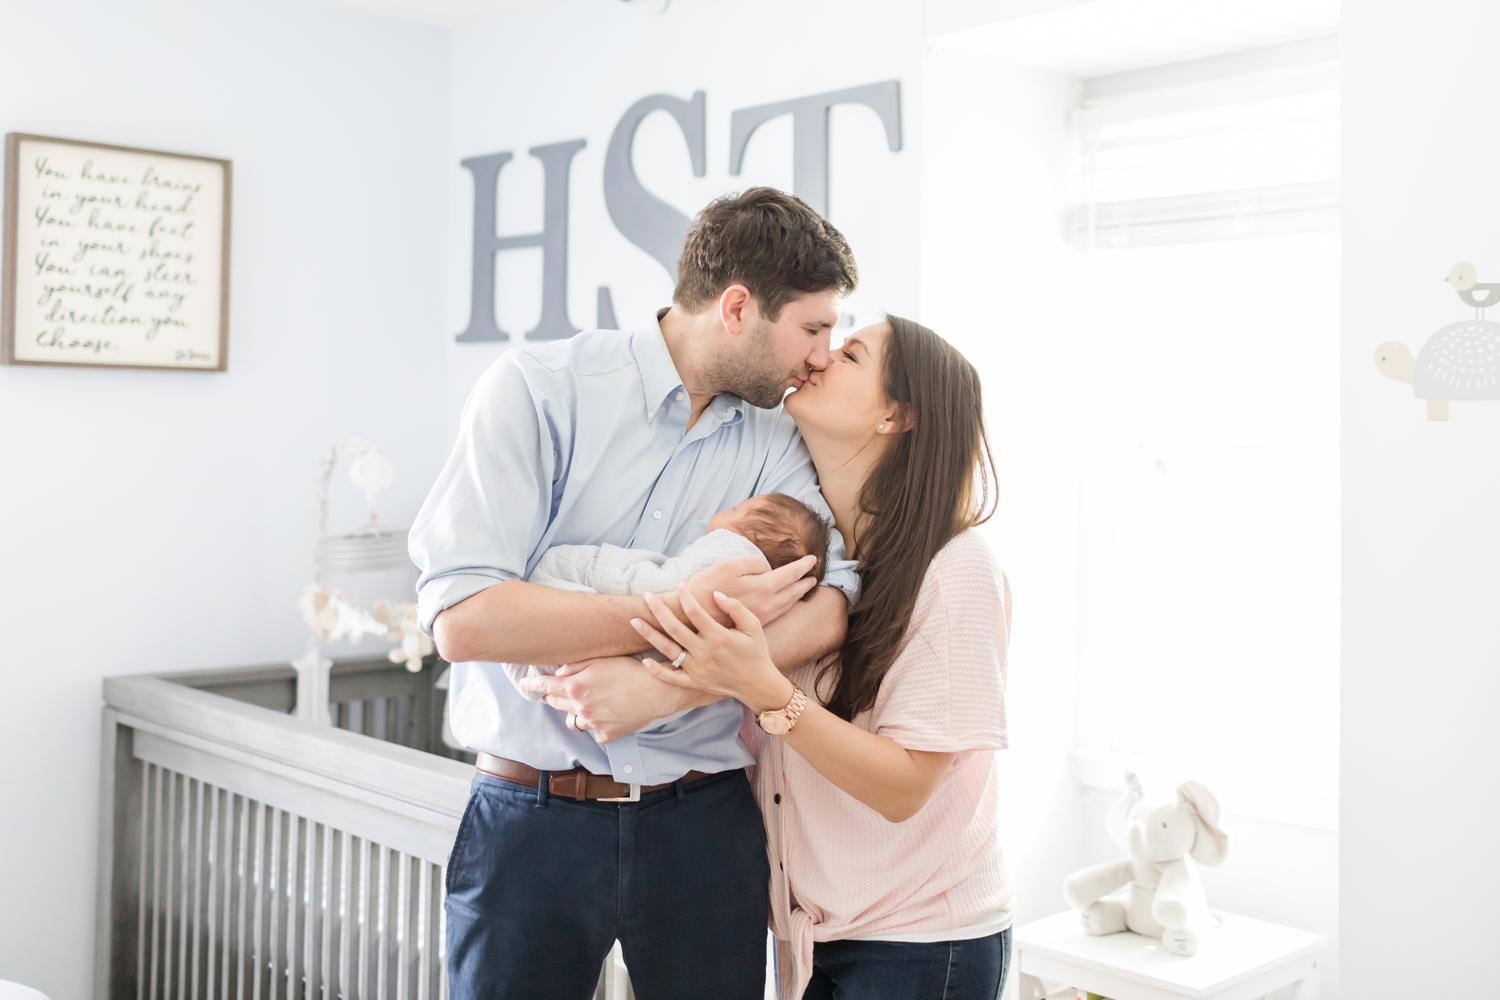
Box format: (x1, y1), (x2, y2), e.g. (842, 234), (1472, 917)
(505, 492), (830, 702)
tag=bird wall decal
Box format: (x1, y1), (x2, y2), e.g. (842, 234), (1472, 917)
(1375, 263), (1500, 421)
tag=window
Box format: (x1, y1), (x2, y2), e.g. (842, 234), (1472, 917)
(1068, 39), (1341, 825)
(1069, 36), (1339, 250)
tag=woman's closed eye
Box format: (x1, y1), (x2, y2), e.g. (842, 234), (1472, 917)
(842, 349), (857, 362)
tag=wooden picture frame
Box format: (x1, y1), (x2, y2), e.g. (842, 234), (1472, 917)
(2, 133), (232, 371)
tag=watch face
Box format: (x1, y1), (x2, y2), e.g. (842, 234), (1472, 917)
(760, 713), (791, 735)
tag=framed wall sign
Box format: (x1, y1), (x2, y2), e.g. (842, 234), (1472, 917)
(2, 133), (231, 371)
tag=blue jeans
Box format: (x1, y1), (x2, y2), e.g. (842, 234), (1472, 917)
(445, 769), (770, 1000)
(801, 927), (1011, 1000)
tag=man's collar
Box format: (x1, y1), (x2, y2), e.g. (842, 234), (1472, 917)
(634, 307), (747, 425)
(632, 309), (686, 421)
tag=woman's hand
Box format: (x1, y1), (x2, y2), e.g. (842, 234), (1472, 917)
(519, 655), (717, 742)
(636, 588), (795, 714)
(641, 587), (956, 823)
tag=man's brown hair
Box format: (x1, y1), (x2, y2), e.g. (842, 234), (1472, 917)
(736, 493), (832, 589)
(674, 188), (858, 320)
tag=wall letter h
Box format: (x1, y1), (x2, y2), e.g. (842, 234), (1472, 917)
(456, 139), (586, 342)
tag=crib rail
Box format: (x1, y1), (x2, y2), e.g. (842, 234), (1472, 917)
(156, 657), (469, 762)
(129, 762), (444, 1000)
(97, 674), (470, 1000)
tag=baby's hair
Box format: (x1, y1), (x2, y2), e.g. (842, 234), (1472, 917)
(737, 493), (831, 590)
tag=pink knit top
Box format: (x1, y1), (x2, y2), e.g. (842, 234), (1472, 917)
(746, 530), (1014, 1000)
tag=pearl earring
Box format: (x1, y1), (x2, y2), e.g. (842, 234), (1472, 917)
(878, 423), (887, 431)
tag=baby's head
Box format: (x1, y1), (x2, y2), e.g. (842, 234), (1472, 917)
(708, 493), (831, 587)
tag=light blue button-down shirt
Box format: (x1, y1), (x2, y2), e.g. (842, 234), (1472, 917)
(409, 316), (857, 785)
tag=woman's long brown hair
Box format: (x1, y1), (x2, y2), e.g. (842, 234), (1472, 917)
(819, 315), (998, 721)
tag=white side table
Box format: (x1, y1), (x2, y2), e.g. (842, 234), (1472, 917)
(1014, 910), (1326, 1000)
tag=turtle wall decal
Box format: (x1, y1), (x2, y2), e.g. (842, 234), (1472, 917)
(1376, 263), (1500, 421)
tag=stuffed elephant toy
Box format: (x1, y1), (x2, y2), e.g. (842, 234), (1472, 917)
(1062, 772), (1229, 956)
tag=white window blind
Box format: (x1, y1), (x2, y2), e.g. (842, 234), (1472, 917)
(1070, 37), (1340, 250)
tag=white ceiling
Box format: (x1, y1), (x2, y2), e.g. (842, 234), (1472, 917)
(313, 0), (567, 27)
(313, 0), (1338, 70)
(932, 0), (1341, 77)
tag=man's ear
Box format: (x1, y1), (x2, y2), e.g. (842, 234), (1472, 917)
(718, 284), (754, 337)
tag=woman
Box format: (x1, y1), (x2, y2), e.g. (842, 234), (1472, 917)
(632, 316), (1014, 1000)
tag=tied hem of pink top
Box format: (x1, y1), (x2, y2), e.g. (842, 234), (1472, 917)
(778, 908), (949, 1000)
(779, 908), (818, 1000)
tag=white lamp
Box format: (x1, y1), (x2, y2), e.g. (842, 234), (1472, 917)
(292, 438), (425, 724)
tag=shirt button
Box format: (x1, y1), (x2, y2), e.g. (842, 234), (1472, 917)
(653, 510), (662, 519)
(774, 794), (781, 804)
(624, 765), (633, 774)
(675, 391), (685, 401)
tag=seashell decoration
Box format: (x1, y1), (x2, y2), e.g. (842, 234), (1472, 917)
(373, 600), (435, 670)
(292, 439), (425, 725)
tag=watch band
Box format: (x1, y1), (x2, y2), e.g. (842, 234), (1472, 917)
(757, 684), (808, 735)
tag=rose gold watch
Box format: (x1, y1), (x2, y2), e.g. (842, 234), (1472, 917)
(757, 684), (808, 736)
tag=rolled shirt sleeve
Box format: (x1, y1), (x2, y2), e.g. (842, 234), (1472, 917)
(409, 353), (564, 634)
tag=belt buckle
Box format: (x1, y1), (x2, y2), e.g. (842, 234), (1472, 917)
(598, 783), (641, 803)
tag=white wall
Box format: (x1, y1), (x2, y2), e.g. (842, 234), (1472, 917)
(1342, 1), (1500, 993)
(443, 0), (925, 421)
(0, 2), (450, 995)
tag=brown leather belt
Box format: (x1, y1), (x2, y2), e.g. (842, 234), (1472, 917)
(475, 752), (716, 802)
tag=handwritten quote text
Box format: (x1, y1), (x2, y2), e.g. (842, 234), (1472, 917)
(10, 138), (226, 368)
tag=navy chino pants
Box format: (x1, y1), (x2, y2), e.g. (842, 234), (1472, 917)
(445, 768), (770, 1000)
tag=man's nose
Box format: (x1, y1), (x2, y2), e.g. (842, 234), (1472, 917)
(806, 337), (831, 372)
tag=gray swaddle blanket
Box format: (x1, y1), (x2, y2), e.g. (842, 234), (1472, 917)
(504, 529), (767, 708)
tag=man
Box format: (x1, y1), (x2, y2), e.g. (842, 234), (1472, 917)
(410, 187), (860, 999)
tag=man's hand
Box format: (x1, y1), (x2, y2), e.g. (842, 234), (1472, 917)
(661, 553), (818, 629)
(518, 581), (845, 741)
(519, 656), (720, 742)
